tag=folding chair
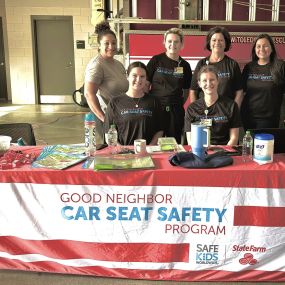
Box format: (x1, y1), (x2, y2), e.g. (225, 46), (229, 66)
(0, 123), (36, 145)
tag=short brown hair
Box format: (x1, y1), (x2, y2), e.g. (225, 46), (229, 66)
(164, 28), (184, 44)
(205, 26), (231, 52)
(127, 61), (149, 79)
(197, 65), (219, 81)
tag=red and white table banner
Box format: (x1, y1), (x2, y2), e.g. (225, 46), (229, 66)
(0, 182), (284, 281)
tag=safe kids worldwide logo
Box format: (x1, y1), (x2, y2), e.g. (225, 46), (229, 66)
(196, 244), (219, 264)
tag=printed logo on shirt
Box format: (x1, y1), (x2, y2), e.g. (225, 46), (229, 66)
(214, 116), (228, 122)
(217, 72), (230, 78)
(248, 73), (273, 81)
(121, 108), (153, 116)
(198, 115), (228, 123)
(157, 67), (184, 78)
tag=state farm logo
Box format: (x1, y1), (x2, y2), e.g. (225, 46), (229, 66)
(232, 244), (266, 253)
(239, 253), (257, 265)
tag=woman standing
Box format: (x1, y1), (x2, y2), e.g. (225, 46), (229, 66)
(185, 65), (241, 146)
(84, 21), (129, 143)
(104, 62), (163, 146)
(147, 28), (192, 143)
(241, 33), (285, 130)
(190, 26), (243, 108)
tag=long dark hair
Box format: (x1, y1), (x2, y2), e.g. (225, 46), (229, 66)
(251, 33), (282, 85)
(251, 33), (277, 62)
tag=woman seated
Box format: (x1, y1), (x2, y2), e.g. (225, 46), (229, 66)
(104, 61), (164, 145)
(185, 65), (241, 146)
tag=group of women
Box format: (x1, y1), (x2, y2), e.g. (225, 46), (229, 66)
(85, 21), (285, 147)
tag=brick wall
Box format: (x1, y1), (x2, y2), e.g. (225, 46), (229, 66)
(4, 0), (98, 104)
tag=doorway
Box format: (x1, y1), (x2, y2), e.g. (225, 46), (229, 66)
(33, 16), (75, 104)
(0, 17), (8, 102)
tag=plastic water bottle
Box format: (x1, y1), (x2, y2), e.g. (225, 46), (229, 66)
(242, 131), (253, 162)
(17, 137), (27, 146)
(106, 124), (118, 154)
(84, 112), (96, 156)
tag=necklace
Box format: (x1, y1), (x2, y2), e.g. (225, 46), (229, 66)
(132, 97), (142, 108)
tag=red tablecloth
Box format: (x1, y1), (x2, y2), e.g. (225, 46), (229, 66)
(0, 146), (285, 282)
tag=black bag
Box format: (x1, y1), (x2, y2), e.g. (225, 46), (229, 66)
(169, 151), (233, 169)
(72, 85), (89, 108)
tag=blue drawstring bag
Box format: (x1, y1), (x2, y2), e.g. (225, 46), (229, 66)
(169, 151), (233, 169)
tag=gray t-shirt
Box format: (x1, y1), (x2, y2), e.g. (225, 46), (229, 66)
(85, 54), (129, 112)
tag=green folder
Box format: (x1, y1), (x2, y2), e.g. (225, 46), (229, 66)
(93, 154), (155, 170)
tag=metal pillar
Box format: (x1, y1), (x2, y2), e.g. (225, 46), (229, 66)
(226, 0), (233, 21)
(249, 0), (256, 21)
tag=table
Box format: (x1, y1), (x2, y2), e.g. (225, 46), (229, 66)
(0, 146), (285, 282)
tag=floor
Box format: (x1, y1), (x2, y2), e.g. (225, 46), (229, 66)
(1, 102), (284, 146)
(0, 103), (89, 145)
(2, 269), (280, 285)
(0, 103), (283, 285)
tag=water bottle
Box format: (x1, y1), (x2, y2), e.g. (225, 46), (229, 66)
(106, 124), (118, 154)
(242, 131), (253, 162)
(84, 112), (96, 156)
(17, 137), (27, 146)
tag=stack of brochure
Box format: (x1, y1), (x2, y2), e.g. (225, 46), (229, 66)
(158, 137), (178, 151)
(32, 144), (87, 170)
(86, 154), (155, 171)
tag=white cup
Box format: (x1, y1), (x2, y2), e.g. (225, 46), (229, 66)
(134, 139), (147, 155)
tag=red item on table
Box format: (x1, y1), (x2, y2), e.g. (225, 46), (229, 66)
(0, 150), (36, 170)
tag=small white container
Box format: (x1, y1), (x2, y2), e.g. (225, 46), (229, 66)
(0, 135), (12, 155)
(134, 139), (147, 155)
(253, 133), (274, 164)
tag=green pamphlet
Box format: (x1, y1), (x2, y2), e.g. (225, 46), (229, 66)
(93, 154), (155, 170)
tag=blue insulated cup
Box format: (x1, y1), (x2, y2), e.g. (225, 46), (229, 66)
(191, 122), (210, 159)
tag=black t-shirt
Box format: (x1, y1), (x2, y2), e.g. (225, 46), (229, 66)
(241, 60), (285, 120)
(184, 96), (242, 145)
(104, 93), (163, 145)
(147, 53), (192, 106)
(190, 55), (242, 100)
